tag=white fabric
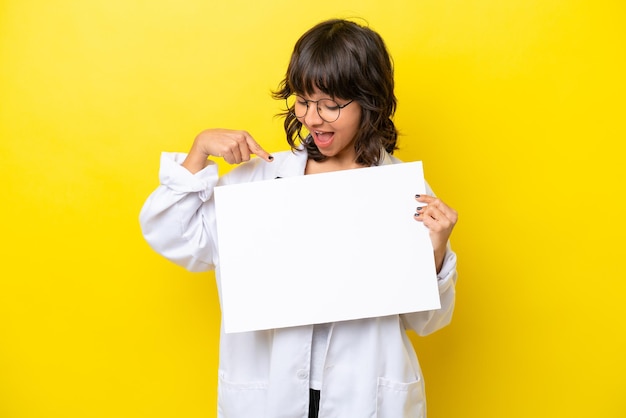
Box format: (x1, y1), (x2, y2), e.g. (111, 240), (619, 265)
(310, 323), (332, 390)
(139, 147), (457, 418)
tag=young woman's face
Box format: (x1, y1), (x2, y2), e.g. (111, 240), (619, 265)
(297, 89), (362, 163)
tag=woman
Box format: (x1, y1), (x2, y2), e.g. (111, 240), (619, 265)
(140, 18), (458, 418)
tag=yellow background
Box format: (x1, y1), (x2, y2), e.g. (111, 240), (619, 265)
(1, 0), (624, 417)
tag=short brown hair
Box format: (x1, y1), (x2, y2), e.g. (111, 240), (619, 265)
(273, 19), (398, 166)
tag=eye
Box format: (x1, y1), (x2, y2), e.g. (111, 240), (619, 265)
(320, 100), (339, 111)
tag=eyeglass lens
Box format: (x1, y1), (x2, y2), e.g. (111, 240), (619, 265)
(286, 96), (343, 123)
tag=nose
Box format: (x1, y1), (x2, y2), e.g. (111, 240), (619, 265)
(303, 103), (324, 126)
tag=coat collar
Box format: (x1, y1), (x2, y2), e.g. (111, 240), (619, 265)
(273, 148), (309, 178)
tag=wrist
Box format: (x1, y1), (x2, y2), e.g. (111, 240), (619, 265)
(182, 141), (209, 174)
(433, 246), (446, 274)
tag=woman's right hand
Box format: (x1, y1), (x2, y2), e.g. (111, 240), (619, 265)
(182, 129), (273, 173)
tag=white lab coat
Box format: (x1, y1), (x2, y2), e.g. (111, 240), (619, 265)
(139, 147), (457, 418)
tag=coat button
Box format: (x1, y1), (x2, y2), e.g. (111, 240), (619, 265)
(296, 370), (309, 379)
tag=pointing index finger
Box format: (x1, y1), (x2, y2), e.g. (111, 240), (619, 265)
(245, 134), (274, 162)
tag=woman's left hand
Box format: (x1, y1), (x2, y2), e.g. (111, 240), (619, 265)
(414, 194), (458, 273)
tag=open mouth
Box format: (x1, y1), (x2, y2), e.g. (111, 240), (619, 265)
(314, 131), (334, 148)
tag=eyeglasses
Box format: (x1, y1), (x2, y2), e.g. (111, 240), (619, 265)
(286, 95), (354, 123)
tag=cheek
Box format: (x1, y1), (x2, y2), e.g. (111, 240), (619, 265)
(349, 110), (363, 133)
(345, 118), (362, 139)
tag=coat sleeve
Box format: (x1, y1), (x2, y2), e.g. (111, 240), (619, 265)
(401, 246), (457, 336)
(400, 180), (458, 336)
(139, 152), (220, 272)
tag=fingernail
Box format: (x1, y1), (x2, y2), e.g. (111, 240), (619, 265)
(414, 213), (420, 217)
(416, 207), (422, 211)
(268, 155), (274, 161)
(415, 194), (421, 198)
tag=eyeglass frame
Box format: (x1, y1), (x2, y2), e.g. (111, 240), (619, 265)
(286, 95), (354, 123)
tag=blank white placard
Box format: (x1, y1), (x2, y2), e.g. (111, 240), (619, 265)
(213, 161), (440, 333)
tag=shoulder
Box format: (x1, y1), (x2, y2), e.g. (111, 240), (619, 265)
(380, 149), (404, 165)
(389, 155), (404, 164)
